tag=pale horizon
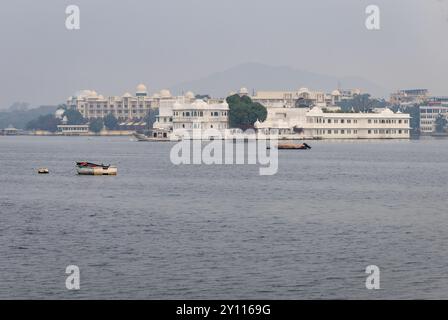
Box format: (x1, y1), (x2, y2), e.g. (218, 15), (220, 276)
(1, 0), (448, 108)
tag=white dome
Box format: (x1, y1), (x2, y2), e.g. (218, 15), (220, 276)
(239, 87), (249, 95)
(308, 106), (324, 115)
(160, 89), (171, 98)
(122, 92), (132, 98)
(55, 109), (65, 118)
(137, 84), (147, 92)
(380, 108), (394, 115)
(76, 89), (97, 98)
(331, 90), (341, 96)
(184, 91), (195, 99)
(192, 99), (207, 107)
(298, 87), (310, 93)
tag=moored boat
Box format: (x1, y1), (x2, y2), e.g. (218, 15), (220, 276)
(133, 132), (173, 142)
(76, 162), (117, 175)
(268, 142), (311, 150)
(38, 168), (49, 174)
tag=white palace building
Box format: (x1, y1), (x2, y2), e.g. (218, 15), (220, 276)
(67, 84), (153, 121)
(66, 85), (411, 140)
(255, 106), (411, 139)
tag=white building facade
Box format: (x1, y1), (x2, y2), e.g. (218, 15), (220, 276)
(255, 106), (411, 139)
(419, 97), (448, 134)
(153, 91), (196, 132)
(172, 99), (229, 138)
(250, 87), (361, 109)
(67, 84), (152, 121)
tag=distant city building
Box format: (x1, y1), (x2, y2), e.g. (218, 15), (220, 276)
(419, 97), (448, 134)
(251, 87), (361, 109)
(57, 124), (90, 135)
(67, 84), (153, 121)
(390, 89), (429, 106)
(0, 125), (19, 136)
(255, 106), (411, 139)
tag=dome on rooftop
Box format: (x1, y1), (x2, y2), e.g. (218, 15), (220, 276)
(55, 109), (65, 119)
(308, 106), (324, 115)
(239, 87), (249, 95)
(160, 89), (171, 98)
(185, 91), (195, 99)
(380, 108), (394, 115)
(76, 90), (98, 98)
(332, 90), (341, 96)
(136, 84), (147, 92)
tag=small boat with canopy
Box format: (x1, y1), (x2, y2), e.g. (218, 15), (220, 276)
(76, 162), (117, 175)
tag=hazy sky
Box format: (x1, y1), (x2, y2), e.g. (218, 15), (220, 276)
(0, 0), (447, 108)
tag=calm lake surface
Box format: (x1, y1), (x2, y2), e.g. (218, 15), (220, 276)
(1, 136), (448, 299)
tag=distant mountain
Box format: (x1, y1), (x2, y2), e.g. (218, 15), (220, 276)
(170, 62), (388, 99)
(0, 105), (57, 129)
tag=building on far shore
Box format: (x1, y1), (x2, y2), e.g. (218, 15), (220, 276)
(0, 125), (19, 136)
(419, 97), (448, 134)
(250, 87), (361, 109)
(57, 124), (90, 135)
(67, 84), (152, 121)
(390, 89), (429, 106)
(255, 106), (411, 139)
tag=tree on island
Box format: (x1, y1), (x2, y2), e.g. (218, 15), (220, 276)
(26, 114), (60, 132)
(104, 113), (119, 130)
(144, 108), (159, 130)
(63, 108), (86, 125)
(337, 94), (386, 113)
(226, 94), (267, 130)
(434, 114), (448, 133)
(390, 104), (421, 136)
(89, 118), (104, 133)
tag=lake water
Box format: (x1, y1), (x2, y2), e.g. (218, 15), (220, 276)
(1, 136), (448, 299)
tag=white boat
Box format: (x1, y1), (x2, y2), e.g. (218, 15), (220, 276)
(76, 162), (117, 176)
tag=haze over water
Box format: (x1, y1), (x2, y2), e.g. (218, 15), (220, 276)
(1, 136), (448, 299)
